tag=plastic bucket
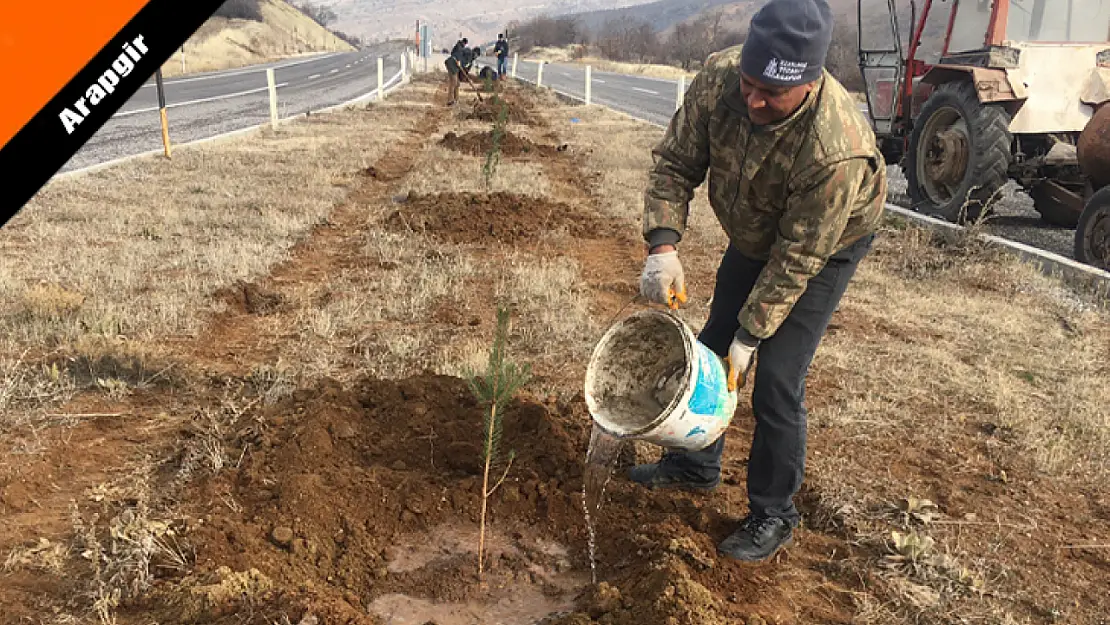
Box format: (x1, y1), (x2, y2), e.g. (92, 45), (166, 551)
(584, 310), (738, 451)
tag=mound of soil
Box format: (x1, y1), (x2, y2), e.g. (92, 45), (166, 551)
(439, 130), (560, 158)
(384, 192), (614, 245)
(216, 281), (288, 315)
(468, 96), (535, 125)
(120, 373), (854, 625)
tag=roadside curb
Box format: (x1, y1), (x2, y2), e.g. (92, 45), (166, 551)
(884, 205), (1110, 298)
(51, 67), (407, 183)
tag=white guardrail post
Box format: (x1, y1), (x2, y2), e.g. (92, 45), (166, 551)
(676, 75), (685, 111)
(536, 60), (544, 87)
(377, 57), (384, 99)
(401, 50), (407, 82)
(512, 53), (518, 78)
(267, 67), (279, 129)
(585, 65), (592, 105)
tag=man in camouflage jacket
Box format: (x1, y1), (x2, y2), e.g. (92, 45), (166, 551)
(632, 0), (887, 562)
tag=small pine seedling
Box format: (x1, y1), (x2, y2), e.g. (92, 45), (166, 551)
(481, 96), (510, 192)
(465, 305), (531, 581)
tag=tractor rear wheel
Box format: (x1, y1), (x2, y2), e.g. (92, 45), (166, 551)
(906, 80), (1012, 223)
(1075, 186), (1110, 271)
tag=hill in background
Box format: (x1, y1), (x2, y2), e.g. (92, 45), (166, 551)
(300, 0), (659, 51)
(159, 0), (358, 77)
(507, 0), (951, 92)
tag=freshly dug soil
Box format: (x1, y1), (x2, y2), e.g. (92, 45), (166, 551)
(122, 374), (855, 625)
(439, 130), (560, 158)
(384, 192), (614, 245)
(468, 96), (536, 125)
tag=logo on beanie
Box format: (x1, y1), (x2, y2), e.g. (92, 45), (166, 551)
(764, 58), (808, 82)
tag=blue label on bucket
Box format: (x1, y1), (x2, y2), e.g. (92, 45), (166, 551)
(687, 342), (732, 418)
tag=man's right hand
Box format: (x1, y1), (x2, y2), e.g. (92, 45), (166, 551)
(640, 247), (687, 309)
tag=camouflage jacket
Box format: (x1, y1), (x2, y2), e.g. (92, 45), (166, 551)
(644, 45), (887, 340)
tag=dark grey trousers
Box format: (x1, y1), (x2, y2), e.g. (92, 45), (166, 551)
(675, 233), (875, 525)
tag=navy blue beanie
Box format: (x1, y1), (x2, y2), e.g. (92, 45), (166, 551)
(741, 0), (833, 86)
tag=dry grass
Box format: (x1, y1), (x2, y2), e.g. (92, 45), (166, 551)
(0, 92), (433, 444)
(824, 223), (1110, 475)
(6, 111), (407, 346)
(393, 145), (553, 198)
(498, 254), (598, 360)
(157, 0), (353, 78)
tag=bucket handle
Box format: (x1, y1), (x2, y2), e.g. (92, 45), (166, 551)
(597, 295), (690, 342)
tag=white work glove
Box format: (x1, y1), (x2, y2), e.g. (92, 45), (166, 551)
(726, 330), (760, 391)
(639, 250), (687, 309)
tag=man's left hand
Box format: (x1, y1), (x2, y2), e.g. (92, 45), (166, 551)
(725, 330), (760, 391)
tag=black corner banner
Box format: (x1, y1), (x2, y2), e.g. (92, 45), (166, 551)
(0, 0), (227, 221)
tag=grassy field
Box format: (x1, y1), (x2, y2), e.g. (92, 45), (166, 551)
(1, 69), (1107, 625)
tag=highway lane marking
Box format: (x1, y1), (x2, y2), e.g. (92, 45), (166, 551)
(633, 87), (659, 95)
(138, 52), (344, 87)
(115, 83), (289, 117)
(594, 79), (606, 83)
(346, 64), (352, 68)
(330, 68), (339, 74)
(594, 70), (687, 85)
(309, 73), (321, 80)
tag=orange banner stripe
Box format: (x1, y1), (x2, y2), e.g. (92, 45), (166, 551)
(0, 0), (150, 149)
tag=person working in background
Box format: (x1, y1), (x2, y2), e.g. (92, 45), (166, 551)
(444, 37), (470, 106)
(495, 33), (509, 79)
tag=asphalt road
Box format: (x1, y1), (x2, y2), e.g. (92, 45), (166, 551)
(500, 57), (1078, 261)
(59, 41), (406, 174)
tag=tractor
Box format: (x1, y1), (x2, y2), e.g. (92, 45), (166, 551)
(857, 0), (1110, 271)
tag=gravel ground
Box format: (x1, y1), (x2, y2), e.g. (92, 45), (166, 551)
(884, 165), (1077, 259)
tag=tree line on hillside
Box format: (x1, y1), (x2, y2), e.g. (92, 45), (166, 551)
(506, 10), (863, 91)
(295, 2), (364, 47)
(213, 0), (264, 21)
(210, 0), (362, 48)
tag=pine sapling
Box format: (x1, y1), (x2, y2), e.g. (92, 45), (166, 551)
(481, 96), (510, 192)
(464, 305), (530, 581)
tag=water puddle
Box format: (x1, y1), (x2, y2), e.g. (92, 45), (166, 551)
(581, 424), (623, 584)
(371, 525), (586, 625)
(386, 527), (514, 573)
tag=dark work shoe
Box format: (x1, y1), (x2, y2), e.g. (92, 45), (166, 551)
(717, 515), (794, 561)
(627, 458), (720, 492)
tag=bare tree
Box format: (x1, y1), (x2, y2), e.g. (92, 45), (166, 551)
(667, 10), (745, 70)
(594, 17), (659, 63)
(296, 2), (338, 28)
(213, 0), (263, 21)
(514, 14), (581, 52)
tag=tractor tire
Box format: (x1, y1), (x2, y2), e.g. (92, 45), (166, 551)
(905, 80), (1012, 224)
(1074, 186), (1110, 271)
